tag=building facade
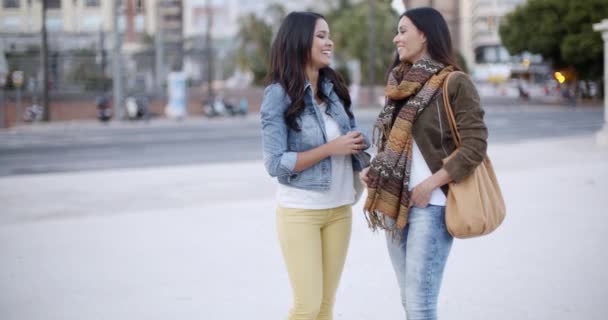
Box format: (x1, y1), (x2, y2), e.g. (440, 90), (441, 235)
(403, 0), (461, 53)
(0, 0), (159, 52)
(469, 0), (526, 65)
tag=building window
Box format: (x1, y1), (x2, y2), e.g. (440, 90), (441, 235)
(85, 0), (100, 7)
(82, 15), (102, 30)
(47, 0), (61, 9)
(46, 16), (62, 31)
(2, 16), (20, 30)
(3, 0), (20, 8)
(135, 14), (144, 32)
(135, 0), (144, 13)
(475, 45), (511, 64)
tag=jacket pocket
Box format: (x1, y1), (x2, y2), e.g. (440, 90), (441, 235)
(299, 111), (322, 149)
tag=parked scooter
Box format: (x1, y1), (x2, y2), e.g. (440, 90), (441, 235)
(517, 80), (530, 101)
(96, 95), (112, 122)
(23, 99), (44, 122)
(202, 96), (247, 118)
(125, 95), (150, 121)
(225, 97), (248, 116)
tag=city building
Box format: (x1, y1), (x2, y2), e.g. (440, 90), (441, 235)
(466, 0), (530, 81)
(2, 0), (387, 91)
(0, 0), (180, 93)
(403, 0), (461, 52)
(0, 0), (161, 50)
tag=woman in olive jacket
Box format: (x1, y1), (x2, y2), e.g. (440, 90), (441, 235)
(360, 7), (487, 320)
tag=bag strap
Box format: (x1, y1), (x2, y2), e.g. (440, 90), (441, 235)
(442, 71), (467, 148)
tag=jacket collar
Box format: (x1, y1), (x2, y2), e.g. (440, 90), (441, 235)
(304, 78), (334, 97)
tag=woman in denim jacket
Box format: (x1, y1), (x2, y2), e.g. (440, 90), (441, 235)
(260, 11), (370, 320)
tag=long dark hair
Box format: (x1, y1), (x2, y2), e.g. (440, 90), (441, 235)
(267, 11), (352, 131)
(388, 7), (461, 76)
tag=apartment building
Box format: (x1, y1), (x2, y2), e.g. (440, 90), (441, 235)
(0, 0), (165, 52)
(402, 0), (461, 52)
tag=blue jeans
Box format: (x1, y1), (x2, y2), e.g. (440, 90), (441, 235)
(385, 205), (453, 320)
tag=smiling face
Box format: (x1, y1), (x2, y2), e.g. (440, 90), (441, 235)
(308, 18), (333, 70)
(393, 16), (427, 63)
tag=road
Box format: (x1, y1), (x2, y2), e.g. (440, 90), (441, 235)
(0, 101), (603, 176)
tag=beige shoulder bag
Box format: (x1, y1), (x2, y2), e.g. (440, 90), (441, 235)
(441, 71), (506, 239)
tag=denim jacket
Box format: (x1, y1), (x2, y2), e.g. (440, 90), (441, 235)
(260, 80), (370, 191)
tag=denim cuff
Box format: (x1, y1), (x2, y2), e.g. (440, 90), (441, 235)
(279, 151), (297, 173)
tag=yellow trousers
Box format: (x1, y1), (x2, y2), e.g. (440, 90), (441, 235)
(276, 205), (352, 320)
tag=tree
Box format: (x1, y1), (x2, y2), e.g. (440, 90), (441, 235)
(236, 1), (399, 86)
(560, 0), (608, 80)
(499, 0), (608, 80)
(235, 5), (284, 85)
(326, 0), (398, 84)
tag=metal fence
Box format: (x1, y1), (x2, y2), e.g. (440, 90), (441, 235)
(3, 47), (236, 100)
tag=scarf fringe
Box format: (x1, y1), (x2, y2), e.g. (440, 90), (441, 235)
(371, 125), (385, 153)
(363, 209), (403, 241)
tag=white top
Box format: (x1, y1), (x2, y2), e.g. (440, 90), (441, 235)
(409, 140), (447, 206)
(277, 103), (355, 209)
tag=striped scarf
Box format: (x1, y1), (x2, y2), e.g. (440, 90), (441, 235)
(363, 58), (453, 231)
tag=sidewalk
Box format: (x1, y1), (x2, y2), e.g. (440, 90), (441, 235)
(1, 135), (607, 320)
(3, 95), (603, 133)
(0, 113), (262, 133)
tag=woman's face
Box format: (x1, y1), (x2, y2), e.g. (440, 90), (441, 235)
(393, 16), (427, 63)
(308, 18), (333, 70)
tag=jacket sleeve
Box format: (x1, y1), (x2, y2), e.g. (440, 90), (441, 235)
(349, 110), (371, 148)
(442, 73), (488, 182)
(348, 109), (371, 169)
(260, 84), (298, 177)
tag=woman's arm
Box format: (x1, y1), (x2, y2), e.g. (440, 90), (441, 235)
(261, 85), (365, 176)
(260, 84), (297, 177)
(411, 73), (488, 207)
(442, 72), (488, 183)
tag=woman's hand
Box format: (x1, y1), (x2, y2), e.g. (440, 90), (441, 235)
(359, 167), (371, 186)
(327, 131), (366, 156)
(410, 179), (434, 208)
(293, 132), (366, 172)
(410, 168), (451, 208)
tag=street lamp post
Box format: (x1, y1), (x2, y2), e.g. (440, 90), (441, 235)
(112, 0), (124, 120)
(593, 19), (608, 146)
(205, 0), (215, 112)
(0, 81), (4, 128)
(367, 0), (376, 106)
(155, 0), (165, 97)
(41, 0), (50, 121)
(0, 42), (7, 128)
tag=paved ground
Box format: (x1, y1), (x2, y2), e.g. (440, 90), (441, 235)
(1, 134), (607, 320)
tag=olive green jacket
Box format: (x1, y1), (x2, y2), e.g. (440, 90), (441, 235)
(412, 72), (488, 194)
